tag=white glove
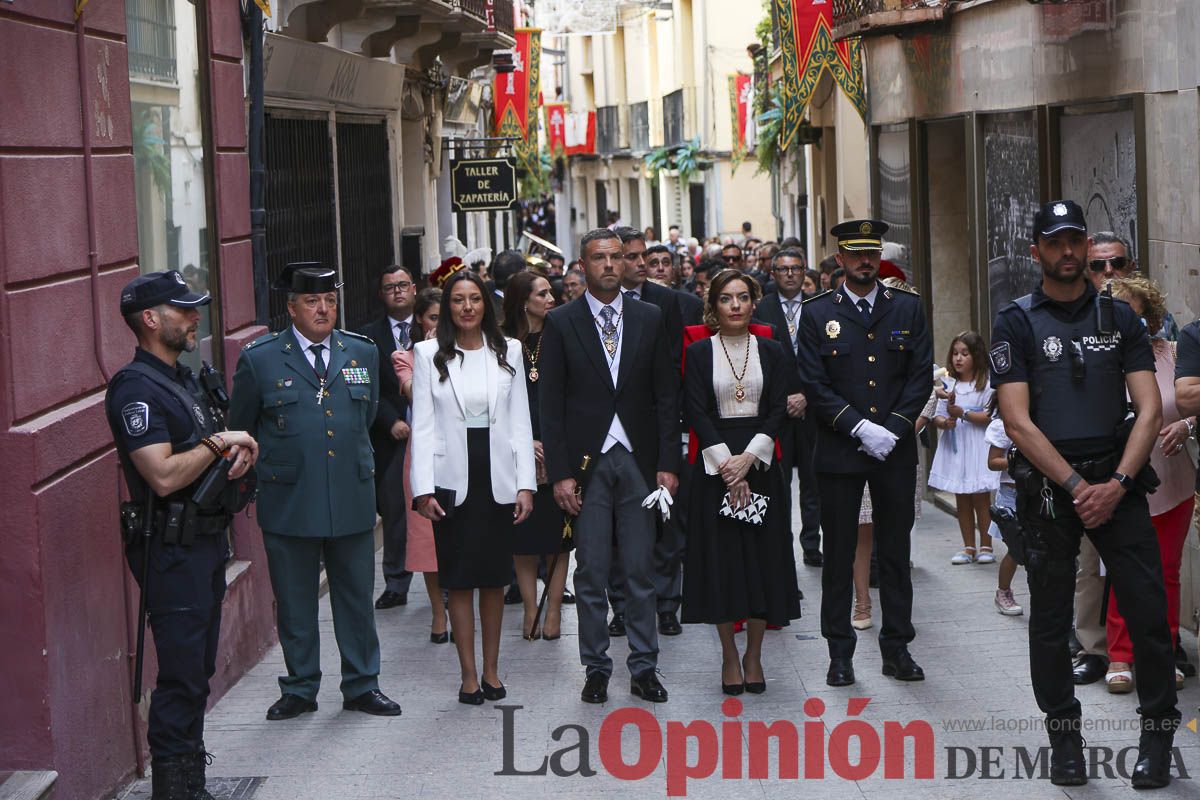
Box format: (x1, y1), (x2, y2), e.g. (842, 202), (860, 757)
(853, 419), (899, 461)
(641, 486), (674, 521)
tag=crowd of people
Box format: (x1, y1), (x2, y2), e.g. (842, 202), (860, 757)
(107, 202), (1200, 794)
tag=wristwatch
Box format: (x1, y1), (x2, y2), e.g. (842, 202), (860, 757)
(1112, 472), (1135, 492)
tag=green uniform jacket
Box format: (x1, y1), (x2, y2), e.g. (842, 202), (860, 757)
(230, 327), (380, 538)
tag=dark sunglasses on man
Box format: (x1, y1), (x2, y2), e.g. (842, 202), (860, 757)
(722, 254), (743, 264)
(1087, 256), (1128, 273)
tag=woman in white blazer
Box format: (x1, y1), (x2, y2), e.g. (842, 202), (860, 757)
(410, 269), (535, 705)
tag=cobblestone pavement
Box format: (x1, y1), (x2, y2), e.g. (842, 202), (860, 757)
(127, 502), (1200, 799)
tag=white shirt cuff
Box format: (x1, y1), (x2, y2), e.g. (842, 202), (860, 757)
(746, 434), (776, 468)
(701, 442), (733, 475)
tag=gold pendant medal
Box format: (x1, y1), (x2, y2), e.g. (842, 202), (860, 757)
(528, 368), (539, 382)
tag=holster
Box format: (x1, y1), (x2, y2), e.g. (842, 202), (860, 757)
(989, 504), (1030, 566)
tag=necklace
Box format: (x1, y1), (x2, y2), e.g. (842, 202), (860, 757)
(718, 332), (752, 402)
(523, 331), (543, 382)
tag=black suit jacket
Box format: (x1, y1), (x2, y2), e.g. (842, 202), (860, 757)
(795, 284), (932, 474)
(358, 316), (408, 479)
(683, 335), (789, 458)
(675, 288), (704, 327)
(628, 279), (684, 368)
(753, 292), (807, 468)
(540, 295), (682, 488)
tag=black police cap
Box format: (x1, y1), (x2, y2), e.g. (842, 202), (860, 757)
(830, 219), (888, 252)
(120, 270), (211, 314)
(1033, 200), (1087, 240)
(273, 262), (343, 294)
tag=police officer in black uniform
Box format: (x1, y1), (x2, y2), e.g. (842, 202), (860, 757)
(796, 219), (933, 689)
(991, 201), (1179, 788)
(105, 271), (258, 799)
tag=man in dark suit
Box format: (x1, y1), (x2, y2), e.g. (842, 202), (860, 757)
(540, 228), (681, 705)
(753, 247), (822, 566)
(489, 249), (526, 324)
(358, 265), (417, 609)
(605, 228), (687, 637)
(796, 220), (932, 689)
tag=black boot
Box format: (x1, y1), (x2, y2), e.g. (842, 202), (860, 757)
(1047, 723), (1086, 786)
(150, 755), (191, 800)
(1131, 727), (1176, 789)
(184, 750), (216, 800)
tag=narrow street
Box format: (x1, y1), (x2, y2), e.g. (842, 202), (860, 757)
(124, 503), (1200, 799)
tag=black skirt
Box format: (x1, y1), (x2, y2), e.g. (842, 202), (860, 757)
(433, 428), (514, 589)
(681, 419), (802, 627)
(511, 483), (574, 555)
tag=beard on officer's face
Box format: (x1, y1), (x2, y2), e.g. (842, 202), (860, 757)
(157, 307), (199, 353)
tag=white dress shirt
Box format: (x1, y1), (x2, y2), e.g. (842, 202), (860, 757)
(841, 282), (879, 314)
(584, 290), (634, 454)
(291, 326), (333, 371)
(778, 291), (803, 348)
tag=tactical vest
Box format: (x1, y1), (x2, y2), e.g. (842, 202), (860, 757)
(1012, 294), (1128, 446)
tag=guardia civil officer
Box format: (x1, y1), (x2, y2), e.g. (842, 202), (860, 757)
(795, 220), (932, 689)
(105, 271), (259, 799)
(991, 200), (1179, 788)
(229, 263), (402, 721)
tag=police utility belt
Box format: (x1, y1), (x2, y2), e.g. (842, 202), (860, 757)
(120, 500), (228, 546)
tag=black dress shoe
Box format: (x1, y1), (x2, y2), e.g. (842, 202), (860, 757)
(266, 694), (317, 721)
(459, 686), (485, 705)
(802, 551), (824, 567)
(658, 611), (682, 636)
(826, 658), (855, 687)
(1072, 654), (1108, 685)
(630, 670), (668, 703)
(504, 584), (523, 605)
(1131, 728), (1175, 789)
(562, 590), (576, 605)
(1048, 727), (1087, 786)
(881, 650), (925, 681)
(374, 590), (407, 609)
(343, 689), (402, 716)
(608, 613), (627, 637)
(581, 672), (609, 704)
(430, 630), (450, 644)
(1069, 628), (1083, 659)
(482, 680), (507, 701)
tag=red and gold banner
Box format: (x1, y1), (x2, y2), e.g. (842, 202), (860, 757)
(775, 0), (866, 151)
(494, 28), (542, 173)
(729, 73), (752, 168)
(564, 110), (596, 156)
(544, 102), (568, 158)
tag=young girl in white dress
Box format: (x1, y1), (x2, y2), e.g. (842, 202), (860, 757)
(928, 332), (999, 565)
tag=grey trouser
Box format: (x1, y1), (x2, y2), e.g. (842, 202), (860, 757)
(574, 446), (658, 677)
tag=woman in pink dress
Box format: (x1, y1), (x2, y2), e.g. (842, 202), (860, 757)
(392, 288), (447, 642)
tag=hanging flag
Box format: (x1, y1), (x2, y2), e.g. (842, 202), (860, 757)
(775, 0), (866, 150)
(729, 73), (752, 169)
(75, 0), (88, 17)
(495, 28), (542, 174)
(544, 103), (568, 158)
(564, 110), (596, 156)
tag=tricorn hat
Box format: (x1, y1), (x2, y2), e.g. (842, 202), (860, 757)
(273, 262), (342, 294)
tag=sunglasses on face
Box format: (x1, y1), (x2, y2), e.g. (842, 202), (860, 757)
(1087, 256), (1128, 272)
(722, 254), (743, 263)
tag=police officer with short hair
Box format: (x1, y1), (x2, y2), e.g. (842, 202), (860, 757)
(796, 219), (933, 689)
(105, 271), (259, 799)
(991, 200), (1180, 788)
(229, 263), (402, 722)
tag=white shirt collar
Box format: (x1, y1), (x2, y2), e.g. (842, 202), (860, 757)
(388, 313), (414, 328)
(291, 325), (332, 353)
(779, 292), (803, 309)
(585, 290), (624, 318)
(841, 282), (879, 310)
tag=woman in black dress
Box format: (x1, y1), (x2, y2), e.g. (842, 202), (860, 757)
(681, 269), (802, 695)
(411, 271), (536, 704)
(502, 270), (573, 640)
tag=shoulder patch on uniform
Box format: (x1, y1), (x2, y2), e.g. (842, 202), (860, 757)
(801, 289), (832, 305)
(989, 342), (1012, 375)
(121, 402), (151, 437)
(890, 284), (919, 296)
(243, 332), (279, 351)
(338, 329), (375, 345)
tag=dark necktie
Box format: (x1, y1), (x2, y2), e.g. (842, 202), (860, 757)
(309, 344), (327, 377)
(857, 298), (871, 318)
(627, 289), (640, 301)
(396, 321), (411, 350)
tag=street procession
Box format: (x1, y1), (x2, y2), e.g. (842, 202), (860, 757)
(6, 1), (1200, 798)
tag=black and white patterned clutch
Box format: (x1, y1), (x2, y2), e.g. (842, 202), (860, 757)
(719, 491), (769, 526)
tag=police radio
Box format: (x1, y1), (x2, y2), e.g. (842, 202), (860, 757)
(199, 360), (230, 428)
(1096, 283), (1115, 335)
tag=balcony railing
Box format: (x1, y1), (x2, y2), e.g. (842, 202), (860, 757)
(597, 105), (621, 155)
(491, 0), (515, 37)
(831, 0), (947, 40)
(126, 0), (177, 83)
(662, 88), (697, 147)
(460, 0), (487, 21)
(629, 101), (649, 152)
